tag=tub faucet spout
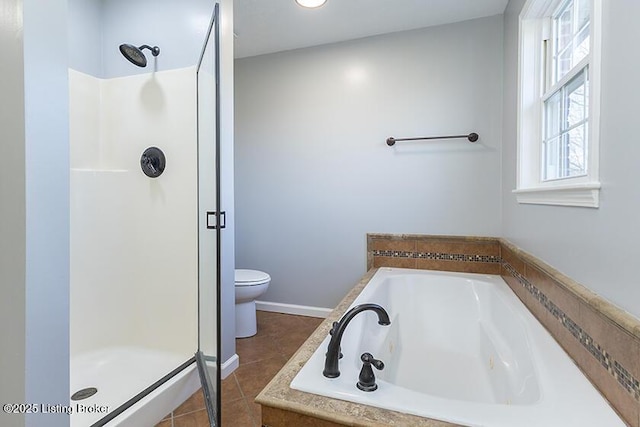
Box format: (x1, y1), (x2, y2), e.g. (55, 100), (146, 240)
(323, 303), (390, 378)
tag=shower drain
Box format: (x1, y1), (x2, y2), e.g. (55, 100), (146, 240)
(71, 387), (98, 401)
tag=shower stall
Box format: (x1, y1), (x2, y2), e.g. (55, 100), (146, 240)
(68, 0), (222, 425)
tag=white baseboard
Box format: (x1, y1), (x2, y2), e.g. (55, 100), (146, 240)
(221, 354), (239, 379)
(256, 301), (332, 318)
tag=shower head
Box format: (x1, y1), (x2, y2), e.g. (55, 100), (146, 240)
(119, 44), (160, 67)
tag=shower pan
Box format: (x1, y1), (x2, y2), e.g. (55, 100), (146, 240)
(69, 2), (222, 427)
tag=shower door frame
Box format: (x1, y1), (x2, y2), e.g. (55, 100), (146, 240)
(195, 2), (222, 427)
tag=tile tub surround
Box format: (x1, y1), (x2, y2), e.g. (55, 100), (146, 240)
(257, 234), (639, 426)
(367, 233), (501, 274)
(368, 233), (639, 426)
(500, 240), (640, 427)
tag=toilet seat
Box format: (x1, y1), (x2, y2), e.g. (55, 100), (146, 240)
(235, 269), (270, 286)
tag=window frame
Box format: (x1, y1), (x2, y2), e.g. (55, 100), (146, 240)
(514, 0), (602, 208)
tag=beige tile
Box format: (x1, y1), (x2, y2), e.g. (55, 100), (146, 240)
(235, 356), (288, 398)
(255, 309), (282, 322)
(580, 305), (640, 388)
(499, 243), (640, 426)
(552, 317), (588, 371)
(500, 263), (509, 277)
(467, 262), (500, 275)
(276, 313), (322, 335)
(255, 312), (322, 345)
(416, 239), (499, 257)
(225, 311), (321, 426)
(222, 398), (255, 427)
(523, 264), (575, 340)
(575, 344), (640, 427)
(415, 240), (458, 255)
(275, 329), (317, 359)
(174, 389), (205, 416)
(155, 419), (172, 427)
(369, 237), (416, 252)
(501, 274), (527, 301)
(256, 310), (286, 336)
(222, 374), (243, 403)
(236, 334), (283, 364)
(372, 256), (416, 269)
(587, 295), (640, 341)
(172, 408), (211, 427)
(500, 243), (525, 277)
(262, 406), (346, 427)
(297, 315), (324, 333)
(246, 396), (262, 426)
(527, 264), (581, 323)
(415, 258), (461, 272)
(414, 259), (499, 274)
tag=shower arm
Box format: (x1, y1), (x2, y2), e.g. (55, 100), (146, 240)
(138, 45), (160, 57)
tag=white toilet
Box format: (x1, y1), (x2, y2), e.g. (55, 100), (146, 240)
(234, 269), (271, 338)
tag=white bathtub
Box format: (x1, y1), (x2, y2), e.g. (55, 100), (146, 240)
(290, 268), (624, 427)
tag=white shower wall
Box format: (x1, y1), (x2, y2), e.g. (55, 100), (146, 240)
(70, 67), (198, 358)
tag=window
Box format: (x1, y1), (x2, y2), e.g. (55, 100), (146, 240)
(515, 0), (601, 207)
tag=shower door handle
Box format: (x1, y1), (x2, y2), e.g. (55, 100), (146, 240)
(206, 211), (226, 230)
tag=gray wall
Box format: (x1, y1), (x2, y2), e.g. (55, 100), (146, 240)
(502, 1), (640, 320)
(68, 0), (102, 76)
(235, 15), (504, 309)
(0, 0), (70, 426)
(101, 0), (214, 78)
(23, 0), (71, 423)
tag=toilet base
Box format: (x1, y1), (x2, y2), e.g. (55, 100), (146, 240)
(235, 300), (258, 338)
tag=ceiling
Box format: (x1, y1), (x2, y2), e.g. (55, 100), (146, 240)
(233, 0), (509, 58)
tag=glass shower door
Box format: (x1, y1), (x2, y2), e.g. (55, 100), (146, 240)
(196, 3), (221, 427)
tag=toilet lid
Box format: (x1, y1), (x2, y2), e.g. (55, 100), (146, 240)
(235, 269), (270, 286)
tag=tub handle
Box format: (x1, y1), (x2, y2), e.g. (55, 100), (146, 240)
(357, 352), (384, 392)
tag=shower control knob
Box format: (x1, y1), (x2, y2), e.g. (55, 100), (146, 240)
(141, 147), (166, 178)
(357, 352), (384, 392)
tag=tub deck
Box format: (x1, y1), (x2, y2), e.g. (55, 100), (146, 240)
(256, 268), (624, 427)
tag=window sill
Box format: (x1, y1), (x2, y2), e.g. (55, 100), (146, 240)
(512, 182), (601, 208)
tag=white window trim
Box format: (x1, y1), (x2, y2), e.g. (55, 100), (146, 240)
(514, 0), (602, 208)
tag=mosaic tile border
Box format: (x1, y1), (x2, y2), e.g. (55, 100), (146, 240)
(372, 250), (500, 263)
(502, 261), (640, 402)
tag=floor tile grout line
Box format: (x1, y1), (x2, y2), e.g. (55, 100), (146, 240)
(233, 372), (247, 400)
(246, 396), (260, 427)
(172, 408), (205, 420)
(238, 393), (257, 427)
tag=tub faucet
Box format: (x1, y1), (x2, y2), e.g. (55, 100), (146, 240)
(323, 303), (390, 378)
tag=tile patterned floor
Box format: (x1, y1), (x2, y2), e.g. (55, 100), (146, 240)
(156, 311), (323, 427)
